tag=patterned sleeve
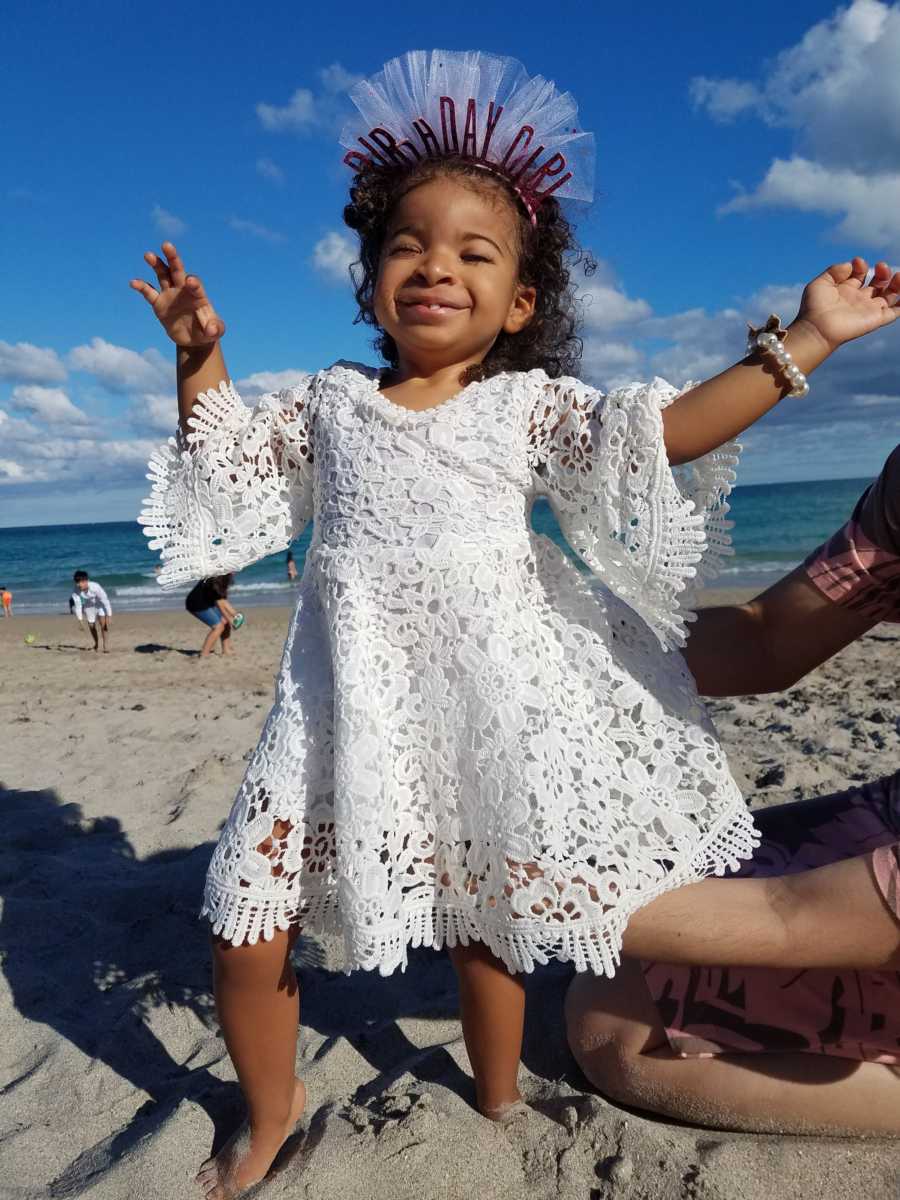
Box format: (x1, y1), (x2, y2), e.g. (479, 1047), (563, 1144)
(803, 445), (900, 623)
(138, 376), (315, 588)
(527, 374), (740, 650)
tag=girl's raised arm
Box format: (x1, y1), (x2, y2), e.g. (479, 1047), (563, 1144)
(129, 241), (228, 434)
(661, 258), (900, 466)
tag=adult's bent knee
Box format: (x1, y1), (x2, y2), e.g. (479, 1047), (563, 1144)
(565, 961), (668, 1094)
(565, 973), (634, 1088)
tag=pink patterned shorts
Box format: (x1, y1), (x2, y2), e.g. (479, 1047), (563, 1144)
(643, 772), (900, 1063)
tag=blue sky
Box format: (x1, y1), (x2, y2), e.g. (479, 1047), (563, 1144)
(2, 0), (899, 525)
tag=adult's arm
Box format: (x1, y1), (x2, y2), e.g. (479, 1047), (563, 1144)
(684, 567), (877, 695)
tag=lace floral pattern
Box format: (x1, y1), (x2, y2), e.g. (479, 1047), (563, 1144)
(141, 362), (756, 975)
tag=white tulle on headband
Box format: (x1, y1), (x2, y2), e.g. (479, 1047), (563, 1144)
(340, 50), (594, 217)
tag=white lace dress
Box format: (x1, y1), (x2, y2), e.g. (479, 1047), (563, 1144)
(140, 361), (757, 975)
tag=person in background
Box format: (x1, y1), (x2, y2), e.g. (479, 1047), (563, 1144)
(286, 550), (298, 582)
(1, 587), (12, 617)
(70, 571), (112, 652)
(185, 574), (238, 658)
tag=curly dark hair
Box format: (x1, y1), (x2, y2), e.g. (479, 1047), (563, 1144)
(343, 156), (594, 383)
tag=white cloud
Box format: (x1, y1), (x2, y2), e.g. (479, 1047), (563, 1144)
(152, 204), (187, 236)
(235, 370), (313, 400)
(580, 281), (652, 330)
(256, 62), (362, 134)
(691, 0), (900, 250)
(311, 231), (356, 284)
(10, 385), (89, 425)
(689, 76), (761, 122)
(721, 156), (900, 246)
(850, 392), (900, 406)
(0, 340), (67, 384)
(0, 409), (40, 439)
(0, 459), (26, 482)
(318, 63), (362, 93)
(130, 392), (176, 433)
(257, 88), (317, 132)
(67, 337), (172, 393)
(256, 157), (284, 184)
(227, 216), (287, 244)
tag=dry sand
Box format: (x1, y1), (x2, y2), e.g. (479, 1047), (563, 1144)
(1, 598), (898, 1199)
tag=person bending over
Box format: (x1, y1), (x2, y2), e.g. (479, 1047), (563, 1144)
(185, 575), (238, 658)
(71, 571), (112, 653)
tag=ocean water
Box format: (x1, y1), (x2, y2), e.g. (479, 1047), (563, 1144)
(0, 476), (871, 616)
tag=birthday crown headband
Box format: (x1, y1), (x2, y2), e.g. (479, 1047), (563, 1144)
(340, 50), (595, 220)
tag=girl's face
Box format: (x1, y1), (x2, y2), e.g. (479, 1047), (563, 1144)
(373, 175), (536, 371)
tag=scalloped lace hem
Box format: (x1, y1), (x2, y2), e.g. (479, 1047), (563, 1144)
(201, 805), (759, 976)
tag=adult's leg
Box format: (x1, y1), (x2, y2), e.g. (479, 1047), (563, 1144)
(625, 776), (900, 970)
(196, 925), (306, 1198)
(87, 619), (99, 651)
(565, 960), (900, 1136)
(220, 622), (233, 655)
(200, 620), (226, 657)
(448, 941), (526, 1119)
(622, 852), (900, 970)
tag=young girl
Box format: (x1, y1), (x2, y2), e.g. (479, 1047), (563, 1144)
(133, 50), (899, 1198)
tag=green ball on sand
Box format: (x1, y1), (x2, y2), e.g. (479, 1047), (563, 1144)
(24, 633), (36, 645)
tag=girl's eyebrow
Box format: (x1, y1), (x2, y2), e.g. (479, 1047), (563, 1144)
(462, 232), (505, 255)
(387, 224), (506, 256)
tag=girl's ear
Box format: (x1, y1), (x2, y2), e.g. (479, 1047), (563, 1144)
(504, 285), (537, 334)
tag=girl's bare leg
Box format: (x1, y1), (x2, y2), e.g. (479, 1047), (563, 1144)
(99, 616), (109, 652)
(195, 926), (306, 1198)
(200, 622), (225, 657)
(448, 940), (525, 1118)
(88, 622), (99, 651)
(565, 959), (900, 1136)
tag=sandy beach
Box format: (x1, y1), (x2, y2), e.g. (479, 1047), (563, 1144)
(2, 598), (898, 1199)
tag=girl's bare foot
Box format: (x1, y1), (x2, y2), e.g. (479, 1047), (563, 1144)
(195, 1078), (306, 1198)
(480, 1093), (526, 1124)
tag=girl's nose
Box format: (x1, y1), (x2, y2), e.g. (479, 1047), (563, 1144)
(416, 256), (456, 286)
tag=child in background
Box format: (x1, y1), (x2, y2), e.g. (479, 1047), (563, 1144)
(286, 550), (298, 581)
(133, 49), (900, 1197)
(70, 571), (111, 653)
(1, 587), (12, 617)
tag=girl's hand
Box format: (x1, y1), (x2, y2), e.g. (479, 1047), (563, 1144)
(129, 242), (225, 347)
(794, 257), (900, 354)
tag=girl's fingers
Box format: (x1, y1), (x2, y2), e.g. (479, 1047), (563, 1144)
(129, 279), (160, 305)
(144, 251), (173, 290)
(160, 241), (187, 288)
(185, 273), (208, 302)
(186, 276), (221, 330)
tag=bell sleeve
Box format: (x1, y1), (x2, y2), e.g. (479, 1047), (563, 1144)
(527, 374), (739, 650)
(138, 376), (315, 588)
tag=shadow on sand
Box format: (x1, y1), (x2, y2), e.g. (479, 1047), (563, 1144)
(1, 786), (580, 1193)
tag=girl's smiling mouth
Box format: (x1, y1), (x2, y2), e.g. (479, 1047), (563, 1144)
(397, 291), (470, 320)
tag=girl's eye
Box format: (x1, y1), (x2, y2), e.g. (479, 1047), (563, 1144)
(390, 244), (420, 256)
(462, 254), (490, 263)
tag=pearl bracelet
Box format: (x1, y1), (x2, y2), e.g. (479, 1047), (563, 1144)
(746, 314), (810, 398)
